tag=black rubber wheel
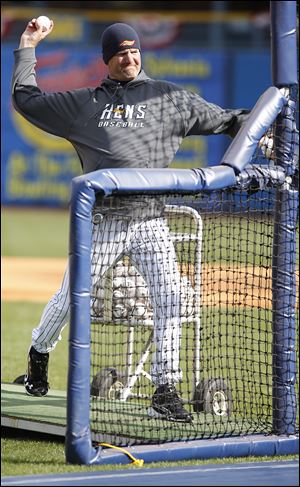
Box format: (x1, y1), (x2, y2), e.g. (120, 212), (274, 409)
(193, 378), (233, 416)
(90, 367), (125, 399)
(13, 374), (25, 385)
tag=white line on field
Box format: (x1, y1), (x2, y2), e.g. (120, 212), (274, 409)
(1, 462), (298, 485)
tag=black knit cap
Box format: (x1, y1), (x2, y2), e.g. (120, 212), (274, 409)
(101, 23), (141, 64)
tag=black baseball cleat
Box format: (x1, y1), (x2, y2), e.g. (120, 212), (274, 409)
(148, 384), (193, 422)
(24, 346), (49, 397)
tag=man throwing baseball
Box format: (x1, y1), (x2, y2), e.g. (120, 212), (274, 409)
(12, 19), (249, 422)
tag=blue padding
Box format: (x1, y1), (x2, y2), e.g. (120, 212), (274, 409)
(66, 178), (101, 465)
(272, 188), (298, 434)
(221, 86), (287, 174)
(274, 97), (299, 175)
(70, 165), (236, 198)
(92, 435), (299, 465)
(271, 1), (298, 86)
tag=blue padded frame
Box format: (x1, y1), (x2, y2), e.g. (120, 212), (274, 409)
(270, 0), (299, 435)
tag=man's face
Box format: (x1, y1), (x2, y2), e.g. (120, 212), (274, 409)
(108, 48), (141, 81)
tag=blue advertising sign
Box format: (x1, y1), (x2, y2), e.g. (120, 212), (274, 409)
(1, 45), (232, 206)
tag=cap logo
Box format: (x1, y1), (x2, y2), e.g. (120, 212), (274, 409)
(119, 39), (135, 47)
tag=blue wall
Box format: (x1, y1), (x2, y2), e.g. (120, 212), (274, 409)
(233, 51), (271, 109)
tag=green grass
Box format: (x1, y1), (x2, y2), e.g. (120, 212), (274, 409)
(1, 301), (69, 390)
(1, 429), (297, 477)
(1, 207), (279, 265)
(1, 207), (69, 257)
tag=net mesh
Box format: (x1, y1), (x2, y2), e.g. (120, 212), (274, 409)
(87, 90), (298, 446)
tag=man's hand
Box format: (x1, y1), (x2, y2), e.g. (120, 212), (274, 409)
(19, 18), (54, 49)
(259, 128), (275, 160)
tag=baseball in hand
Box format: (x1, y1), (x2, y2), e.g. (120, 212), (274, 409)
(36, 16), (51, 32)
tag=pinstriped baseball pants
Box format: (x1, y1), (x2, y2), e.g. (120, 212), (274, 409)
(31, 214), (183, 386)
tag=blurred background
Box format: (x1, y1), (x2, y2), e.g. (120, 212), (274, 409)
(1, 1), (271, 207)
(1, 0), (272, 208)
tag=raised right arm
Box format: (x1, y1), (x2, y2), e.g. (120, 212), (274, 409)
(12, 19), (90, 139)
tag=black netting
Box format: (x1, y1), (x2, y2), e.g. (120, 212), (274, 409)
(85, 89), (298, 446)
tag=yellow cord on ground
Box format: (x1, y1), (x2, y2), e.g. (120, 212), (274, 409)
(99, 442), (144, 467)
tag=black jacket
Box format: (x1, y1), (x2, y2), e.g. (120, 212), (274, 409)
(12, 47), (249, 174)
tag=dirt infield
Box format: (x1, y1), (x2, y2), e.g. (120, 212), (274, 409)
(2, 257), (298, 307)
(1, 257), (67, 302)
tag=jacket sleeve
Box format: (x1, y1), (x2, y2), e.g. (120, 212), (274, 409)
(164, 82), (250, 138)
(11, 47), (91, 139)
(185, 91), (250, 138)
